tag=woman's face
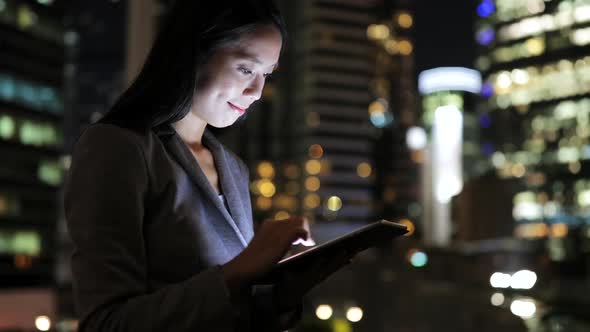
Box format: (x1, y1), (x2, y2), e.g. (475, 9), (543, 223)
(190, 24), (282, 128)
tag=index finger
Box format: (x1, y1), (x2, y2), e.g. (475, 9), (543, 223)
(290, 217), (315, 246)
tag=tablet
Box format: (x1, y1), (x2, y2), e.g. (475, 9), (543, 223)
(262, 220), (408, 282)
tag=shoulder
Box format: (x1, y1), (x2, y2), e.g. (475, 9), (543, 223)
(76, 123), (151, 149)
(71, 123), (157, 170)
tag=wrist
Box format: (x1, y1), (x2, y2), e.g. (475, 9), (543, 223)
(221, 260), (245, 295)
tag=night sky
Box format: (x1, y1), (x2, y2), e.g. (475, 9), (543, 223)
(414, 1), (477, 74)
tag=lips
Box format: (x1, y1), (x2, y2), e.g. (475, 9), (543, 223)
(228, 102), (246, 115)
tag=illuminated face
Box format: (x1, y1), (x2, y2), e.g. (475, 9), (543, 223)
(190, 24), (282, 128)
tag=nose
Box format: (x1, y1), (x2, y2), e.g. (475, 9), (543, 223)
(243, 74), (265, 101)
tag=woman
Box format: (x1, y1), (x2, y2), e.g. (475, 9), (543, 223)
(65, 0), (349, 331)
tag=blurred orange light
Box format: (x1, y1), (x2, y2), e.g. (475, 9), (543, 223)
(305, 160), (322, 175)
(399, 219), (415, 237)
(398, 39), (413, 55)
(550, 223), (568, 238)
(309, 144), (324, 159)
(258, 180), (276, 198)
(274, 211), (290, 221)
(397, 12), (413, 28)
(257, 161), (275, 179)
(511, 163), (526, 178)
(14, 254), (32, 269)
(411, 150), (425, 163)
(304, 194), (321, 209)
(356, 162), (372, 178)
(256, 196), (272, 210)
(514, 223), (549, 238)
(305, 176), (321, 191)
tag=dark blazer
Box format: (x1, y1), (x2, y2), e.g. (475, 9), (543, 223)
(65, 123), (295, 332)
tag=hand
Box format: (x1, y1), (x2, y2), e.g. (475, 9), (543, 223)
(273, 250), (354, 311)
(222, 216), (312, 293)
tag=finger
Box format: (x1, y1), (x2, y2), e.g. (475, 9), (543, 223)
(292, 237), (316, 246)
(291, 227), (309, 243)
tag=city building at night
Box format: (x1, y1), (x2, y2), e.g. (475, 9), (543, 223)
(473, 0), (590, 329)
(0, 0), (65, 330)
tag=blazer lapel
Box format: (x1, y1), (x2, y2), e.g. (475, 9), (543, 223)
(157, 126), (249, 248)
(203, 130), (254, 242)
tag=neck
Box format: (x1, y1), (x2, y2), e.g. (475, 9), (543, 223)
(172, 111), (208, 146)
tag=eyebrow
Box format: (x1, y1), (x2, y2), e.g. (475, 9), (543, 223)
(234, 50), (278, 70)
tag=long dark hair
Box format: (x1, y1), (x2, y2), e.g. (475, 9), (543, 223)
(99, 0), (286, 130)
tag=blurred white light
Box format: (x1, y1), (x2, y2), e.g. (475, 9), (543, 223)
(557, 147), (579, 162)
(35, 316), (51, 331)
(496, 71), (512, 89)
(511, 69), (529, 85)
(510, 298), (536, 319)
(406, 127), (427, 150)
(491, 292), (505, 306)
(346, 307), (364, 322)
(571, 27), (590, 46)
(511, 270), (537, 290)
(574, 5), (590, 22)
(490, 272), (511, 288)
(436, 176), (463, 203)
(491, 152), (506, 168)
(433, 105), (463, 203)
(513, 201), (543, 220)
(418, 67), (482, 95)
(577, 189), (590, 206)
(315, 304), (333, 320)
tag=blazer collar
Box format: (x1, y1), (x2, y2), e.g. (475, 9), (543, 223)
(156, 124), (253, 247)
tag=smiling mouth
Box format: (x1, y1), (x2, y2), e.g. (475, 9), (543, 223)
(228, 102), (246, 114)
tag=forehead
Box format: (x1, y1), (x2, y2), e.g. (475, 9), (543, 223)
(224, 25), (282, 67)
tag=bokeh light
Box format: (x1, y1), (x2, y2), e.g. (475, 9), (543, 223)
(305, 160), (322, 175)
(510, 298), (536, 319)
(316, 304), (333, 320)
(35, 316), (51, 332)
(326, 196), (342, 212)
(490, 292), (505, 306)
(346, 307), (363, 323)
(356, 162), (372, 178)
(257, 161), (275, 179)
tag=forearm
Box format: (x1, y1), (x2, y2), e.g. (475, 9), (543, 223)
(78, 267), (238, 332)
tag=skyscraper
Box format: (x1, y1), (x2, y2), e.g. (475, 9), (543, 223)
(475, 0), (590, 243)
(0, 0), (65, 329)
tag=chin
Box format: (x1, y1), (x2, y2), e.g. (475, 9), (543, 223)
(208, 117), (240, 128)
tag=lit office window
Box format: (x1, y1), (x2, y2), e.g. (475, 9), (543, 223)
(38, 160), (62, 186)
(4, 116), (62, 148)
(0, 114), (15, 139)
(0, 231), (41, 256)
(497, 3), (590, 42)
(0, 74), (63, 114)
(489, 56), (590, 107)
(495, 0), (545, 23)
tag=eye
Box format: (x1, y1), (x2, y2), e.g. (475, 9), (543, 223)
(238, 67), (253, 75)
(263, 73), (273, 79)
